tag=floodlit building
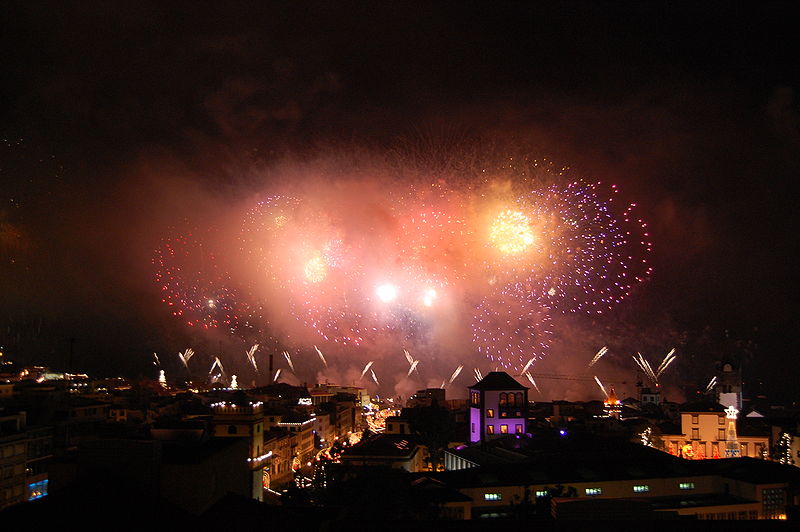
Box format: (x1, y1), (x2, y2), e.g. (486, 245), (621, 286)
(468, 372), (528, 443)
(661, 401), (768, 459)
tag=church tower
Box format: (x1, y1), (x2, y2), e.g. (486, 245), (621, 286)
(717, 359), (742, 412)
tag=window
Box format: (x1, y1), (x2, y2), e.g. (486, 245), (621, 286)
(718, 416), (725, 424)
(516, 392), (524, 407)
(499, 393), (507, 406)
(486, 409), (494, 418)
(535, 490), (548, 498)
(691, 428), (699, 439)
(515, 424), (523, 434)
(484, 493), (502, 501)
(228, 425), (237, 435)
(507, 393), (515, 407)
(679, 482), (695, 490)
(471, 391), (480, 406)
(500, 424), (508, 434)
(633, 485), (649, 493)
(585, 488), (602, 496)
(486, 425), (495, 435)
(691, 415), (699, 424)
(471, 423), (475, 433)
(718, 429), (725, 440)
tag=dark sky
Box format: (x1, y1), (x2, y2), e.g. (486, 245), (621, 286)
(1, 2), (798, 398)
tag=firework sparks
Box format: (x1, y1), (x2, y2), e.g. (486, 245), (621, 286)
(633, 352), (658, 385)
(283, 351), (295, 373)
(406, 359), (420, 378)
(594, 375), (609, 398)
(314, 345), (328, 368)
(210, 356), (224, 376)
(178, 348), (195, 369)
(489, 210), (535, 255)
(360, 361), (374, 380)
(152, 352), (161, 367)
(520, 357), (536, 375)
(370, 368), (379, 386)
(474, 368), (483, 382)
(588, 346), (608, 368)
(448, 364), (464, 385)
(525, 372), (541, 394)
(705, 376), (718, 394)
(655, 348), (677, 378)
(273, 369), (281, 383)
(245, 344), (259, 372)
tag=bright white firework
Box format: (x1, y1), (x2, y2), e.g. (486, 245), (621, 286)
(376, 283), (398, 303)
(314, 345), (328, 368)
(588, 346), (609, 368)
(448, 365), (464, 385)
(360, 361), (374, 380)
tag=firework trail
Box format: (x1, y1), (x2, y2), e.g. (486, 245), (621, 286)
(439, 380), (446, 389)
(152, 352), (161, 367)
(705, 376), (718, 394)
(283, 351), (295, 373)
(655, 348), (677, 378)
(360, 361), (374, 380)
(210, 356), (224, 376)
(273, 369), (281, 383)
(587, 346), (608, 368)
(370, 368), (379, 386)
(520, 357), (536, 375)
(594, 375), (609, 398)
(406, 359), (420, 378)
(245, 344), (259, 372)
(524, 372), (541, 394)
(448, 364), (464, 385)
(632, 352), (657, 385)
(314, 345), (328, 368)
(178, 348), (195, 369)
(474, 368), (483, 382)
(403, 349), (414, 366)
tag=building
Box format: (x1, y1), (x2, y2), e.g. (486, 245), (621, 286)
(340, 433), (429, 472)
(0, 410), (53, 510)
(438, 436), (800, 520)
(468, 372), (528, 443)
(661, 401), (769, 459)
(209, 397), (266, 500)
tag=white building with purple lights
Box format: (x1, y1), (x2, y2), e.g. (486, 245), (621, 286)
(468, 372), (528, 443)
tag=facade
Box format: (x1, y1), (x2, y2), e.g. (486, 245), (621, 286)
(210, 400), (266, 500)
(661, 401), (768, 459)
(468, 372), (528, 443)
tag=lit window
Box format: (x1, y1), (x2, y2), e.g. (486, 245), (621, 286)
(692, 415), (699, 424)
(487, 425), (495, 435)
(679, 482), (695, 490)
(718, 416), (725, 425)
(691, 428), (699, 439)
(499, 393), (507, 406)
(585, 488), (602, 496)
(484, 493), (502, 501)
(515, 424), (523, 434)
(486, 409), (494, 418)
(633, 485), (649, 493)
(535, 490), (548, 498)
(500, 424), (508, 434)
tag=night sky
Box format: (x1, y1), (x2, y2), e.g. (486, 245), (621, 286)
(2, 3), (798, 400)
